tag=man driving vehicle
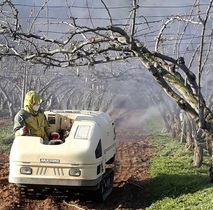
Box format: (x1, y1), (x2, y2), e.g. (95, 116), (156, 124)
(13, 90), (60, 142)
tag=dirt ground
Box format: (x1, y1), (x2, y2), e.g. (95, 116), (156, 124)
(0, 110), (158, 210)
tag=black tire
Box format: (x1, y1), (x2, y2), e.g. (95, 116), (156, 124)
(93, 169), (114, 202)
(19, 187), (46, 200)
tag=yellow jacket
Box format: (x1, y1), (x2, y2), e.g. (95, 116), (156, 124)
(13, 91), (53, 140)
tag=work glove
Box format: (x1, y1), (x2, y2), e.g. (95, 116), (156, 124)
(51, 132), (60, 140)
(20, 126), (28, 136)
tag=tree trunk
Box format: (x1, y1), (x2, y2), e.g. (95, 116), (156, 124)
(180, 111), (186, 144)
(185, 118), (194, 151)
(193, 143), (203, 167)
(193, 128), (205, 167)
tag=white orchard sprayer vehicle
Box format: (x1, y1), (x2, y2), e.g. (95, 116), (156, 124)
(9, 110), (116, 202)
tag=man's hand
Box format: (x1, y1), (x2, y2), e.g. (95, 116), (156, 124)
(20, 126), (28, 136)
(51, 132), (60, 140)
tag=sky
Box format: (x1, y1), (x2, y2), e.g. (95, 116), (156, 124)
(10, 0), (212, 50)
(8, 0), (213, 78)
(6, 0), (213, 110)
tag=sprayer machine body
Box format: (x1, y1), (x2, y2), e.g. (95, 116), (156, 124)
(9, 110), (116, 201)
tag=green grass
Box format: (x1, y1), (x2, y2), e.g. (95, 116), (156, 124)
(0, 124), (14, 153)
(146, 117), (213, 210)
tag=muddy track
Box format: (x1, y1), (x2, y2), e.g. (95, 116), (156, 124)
(0, 113), (157, 210)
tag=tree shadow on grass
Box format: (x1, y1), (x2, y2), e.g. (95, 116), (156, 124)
(74, 173), (212, 210)
(147, 173), (212, 204)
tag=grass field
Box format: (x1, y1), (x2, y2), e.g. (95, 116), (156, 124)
(146, 118), (213, 210)
(0, 123), (13, 153)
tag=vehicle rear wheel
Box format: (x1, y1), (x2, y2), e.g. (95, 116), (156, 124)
(94, 169), (114, 202)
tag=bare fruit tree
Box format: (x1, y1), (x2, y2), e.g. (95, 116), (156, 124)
(1, 0), (213, 167)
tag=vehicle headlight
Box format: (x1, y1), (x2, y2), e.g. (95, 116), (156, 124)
(20, 167), (32, 175)
(69, 168), (81, 177)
